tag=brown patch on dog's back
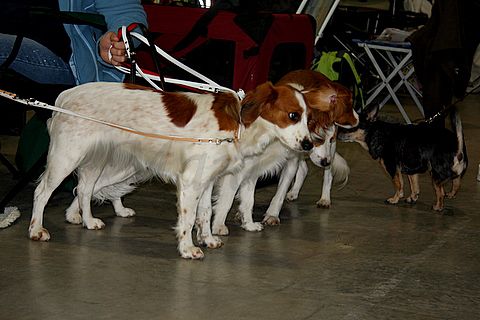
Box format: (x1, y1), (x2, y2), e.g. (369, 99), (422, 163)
(162, 93), (197, 127)
(211, 93), (241, 131)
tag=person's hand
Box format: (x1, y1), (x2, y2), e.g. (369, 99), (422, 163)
(99, 31), (126, 66)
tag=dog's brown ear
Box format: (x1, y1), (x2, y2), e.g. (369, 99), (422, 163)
(241, 82), (278, 127)
(303, 87), (336, 112)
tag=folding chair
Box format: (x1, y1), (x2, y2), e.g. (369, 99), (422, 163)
(354, 39), (424, 123)
(297, 0), (341, 45)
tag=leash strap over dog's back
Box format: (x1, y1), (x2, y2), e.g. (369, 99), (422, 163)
(0, 88), (239, 145)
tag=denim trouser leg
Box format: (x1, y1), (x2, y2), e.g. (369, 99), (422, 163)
(0, 33), (75, 85)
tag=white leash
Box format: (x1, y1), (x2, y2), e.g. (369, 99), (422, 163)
(116, 26), (245, 100)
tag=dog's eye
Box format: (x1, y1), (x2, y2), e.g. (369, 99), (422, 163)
(288, 112), (300, 122)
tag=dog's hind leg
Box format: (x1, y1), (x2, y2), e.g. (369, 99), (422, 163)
(385, 169), (404, 204)
(65, 166), (138, 224)
(405, 174), (420, 204)
(445, 176), (461, 199)
(237, 179), (263, 232)
(286, 159), (308, 201)
(212, 173), (243, 236)
(29, 149), (83, 241)
(432, 180), (446, 211)
(196, 182), (223, 249)
(76, 166), (106, 230)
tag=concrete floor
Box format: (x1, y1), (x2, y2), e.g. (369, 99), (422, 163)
(0, 96), (479, 320)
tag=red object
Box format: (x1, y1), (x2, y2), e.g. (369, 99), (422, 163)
(142, 5), (315, 91)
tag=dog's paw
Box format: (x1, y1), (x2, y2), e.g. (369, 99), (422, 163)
(180, 246), (205, 260)
(445, 192), (456, 199)
(432, 204), (444, 212)
(83, 218), (105, 230)
(242, 221), (264, 232)
(212, 224), (229, 236)
(385, 197), (399, 205)
(29, 226), (51, 241)
(286, 191), (298, 202)
(116, 207), (136, 218)
(316, 199), (331, 208)
(65, 210), (82, 224)
(263, 215), (280, 226)
(405, 197), (417, 204)
(199, 235), (224, 249)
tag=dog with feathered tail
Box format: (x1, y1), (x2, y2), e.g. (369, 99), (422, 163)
(338, 105), (468, 212)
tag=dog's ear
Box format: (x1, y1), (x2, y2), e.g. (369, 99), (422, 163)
(241, 82), (278, 127)
(303, 86), (337, 112)
(364, 104), (380, 122)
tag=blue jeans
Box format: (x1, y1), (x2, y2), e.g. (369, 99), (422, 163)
(0, 33), (75, 85)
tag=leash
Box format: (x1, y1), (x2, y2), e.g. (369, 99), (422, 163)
(0, 88), (240, 145)
(115, 23), (246, 100)
(0, 24), (247, 144)
(417, 81), (480, 124)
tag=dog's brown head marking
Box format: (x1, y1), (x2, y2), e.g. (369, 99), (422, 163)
(241, 82), (304, 128)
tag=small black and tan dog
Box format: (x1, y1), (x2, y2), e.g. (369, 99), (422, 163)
(338, 106), (468, 211)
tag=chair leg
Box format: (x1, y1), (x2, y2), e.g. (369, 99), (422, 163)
(0, 151), (47, 212)
(0, 153), (19, 177)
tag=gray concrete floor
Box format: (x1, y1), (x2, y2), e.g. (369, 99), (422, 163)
(0, 96), (479, 320)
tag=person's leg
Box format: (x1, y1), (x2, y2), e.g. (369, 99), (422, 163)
(0, 33), (75, 85)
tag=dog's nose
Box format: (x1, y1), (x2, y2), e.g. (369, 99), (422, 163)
(301, 139), (313, 151)
(320, 158), (331, 167)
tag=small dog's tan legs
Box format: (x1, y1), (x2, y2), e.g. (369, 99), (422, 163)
(386, 168), (404, 204)
(405, 174), (420, 203)
(445, 176), (461, 199)
(432, 180), (445, 211)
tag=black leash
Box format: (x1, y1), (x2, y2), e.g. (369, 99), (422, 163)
(417, 81), (480, 124)
(121, 23), (166, 90)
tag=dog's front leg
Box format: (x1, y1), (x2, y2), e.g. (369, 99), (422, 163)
(196, 183), (223, 249)
(212, 173), (243, 236)
(264, 156), (299, 225)
(405, 174), (420, 203)
(286, 158), (308, 202)
(317, 167), (333, 208)
(386, 171), (404, 204)
(237, 179), (263, 232)
(176, 179), (204, 259)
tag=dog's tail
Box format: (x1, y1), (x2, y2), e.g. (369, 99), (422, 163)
(451, 108), (468, 176)
(331, 152), (350, 189)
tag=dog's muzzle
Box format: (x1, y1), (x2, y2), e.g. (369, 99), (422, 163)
(301, 138), (313, 151)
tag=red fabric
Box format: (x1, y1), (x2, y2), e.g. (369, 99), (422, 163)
(142, 5), (314, 91)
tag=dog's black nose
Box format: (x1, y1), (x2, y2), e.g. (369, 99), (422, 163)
(301, 139), (313, 151)
(320, 158), (330, 167)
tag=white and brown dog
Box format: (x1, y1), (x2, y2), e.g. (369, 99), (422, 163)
(282, 70), (355, 209)
(211, 70), (357, 234)
(28, 81), (313, 259)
